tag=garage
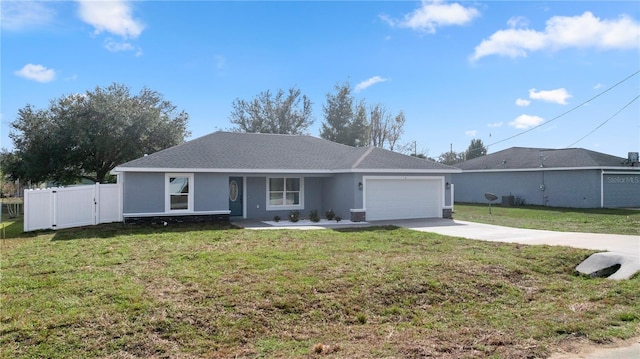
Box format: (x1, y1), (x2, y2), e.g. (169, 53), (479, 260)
(364, 176), (444, 221)
(602, 173), (640, 208)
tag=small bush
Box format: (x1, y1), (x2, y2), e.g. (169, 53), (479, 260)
(325, 209), (335, 220)
(309, 210), (320, 223)
(335, 216), (342, 223)
(273, 215), (281, 222)
(289, 210), (299, 223)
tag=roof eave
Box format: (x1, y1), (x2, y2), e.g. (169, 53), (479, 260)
(113, 166), (461, 174)
(459, 166), (640, 173)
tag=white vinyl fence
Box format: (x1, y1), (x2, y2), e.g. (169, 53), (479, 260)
(24, 183), (121, 232)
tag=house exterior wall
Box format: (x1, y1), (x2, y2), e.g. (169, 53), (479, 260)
(244, 175), (326, 220)
(603, 172), (640, 208)
(193, 173), (228, 212)
(122, 172), (165, 213)
(321, 173), (359, 219)
(544, 170), (600, 208)
(453, 170), (601, 208)
(122, 171), (456, 221)
(123, 172), (229, 215)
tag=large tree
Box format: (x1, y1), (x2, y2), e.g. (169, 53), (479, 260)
(319, 82), (407, 149)
(5, 83), (190, 184)
(320, 82), (354, 145)
(438, 149), (465, 165)
(465, 138), (487, 160)
(320, 82), (372, 147)
(229, 87), (313, 135)
(351, 100), (369, 147)
(368, 104), (392, 148)
(387, 110), (406, 151)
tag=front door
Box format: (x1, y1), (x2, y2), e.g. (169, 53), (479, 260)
(229, 177), (243, 217)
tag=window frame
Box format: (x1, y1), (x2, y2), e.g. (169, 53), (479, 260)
(165, 173), (194, 213)
(266, 176), (304, 211)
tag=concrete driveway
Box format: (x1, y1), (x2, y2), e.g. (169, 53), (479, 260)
(391, 219), (639, 254)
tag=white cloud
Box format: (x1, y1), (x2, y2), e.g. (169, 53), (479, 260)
(507, 16), (529, 29)
(355, 76), (388, 92)
(509, 114), (544, 129)
(104, 38), (135, 52)
(529, 88), (572, 104)
(515, 98), (531, 107)
(488, 122), (503, 128)
(382, 0), (479, 33)
(76, 0), (144, 39)
(14, 64), (56, 83)
(471, 11), (640, 61)
(593, 83), (603, 90)
(465, 130), (477, 137)
(0, 1), (55, 31)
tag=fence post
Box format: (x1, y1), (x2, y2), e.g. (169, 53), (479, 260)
(23, 189), (29, 232)
(52, 187), (58, 229)
(94, 183), (99, 225)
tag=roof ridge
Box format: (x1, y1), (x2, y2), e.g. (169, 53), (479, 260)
(351, 147), (375, 168)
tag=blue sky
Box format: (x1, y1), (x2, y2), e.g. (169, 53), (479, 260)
(2, 1), (639, 159)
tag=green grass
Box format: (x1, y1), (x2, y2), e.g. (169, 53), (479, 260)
(453, 203), (640, 235)
(1, 219), (639, 358)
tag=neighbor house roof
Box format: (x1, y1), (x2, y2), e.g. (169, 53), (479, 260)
(456, 147), (633, 171)
(114, 131), (459, 173)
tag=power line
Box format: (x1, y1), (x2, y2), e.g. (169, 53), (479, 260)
(485, 70), (640, 150)
(566, 94), (640, 148)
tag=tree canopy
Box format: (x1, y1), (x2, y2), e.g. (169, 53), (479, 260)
(320, 82), (406, 150)
(320, 82), (370, 147)
(3, 83), (190, 184)
(437, 150), (466, 165)
(229, 87), (313, 135)
(465, 138), (487, 160)
(437, 139), (487, 165)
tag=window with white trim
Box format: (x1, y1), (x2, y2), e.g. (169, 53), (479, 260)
(166, 173), (194, 212)
(267, 177), (303, 210)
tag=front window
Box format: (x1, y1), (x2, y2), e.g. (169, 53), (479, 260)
(166, 173), (193, 212)
(267, 177), (303, 210)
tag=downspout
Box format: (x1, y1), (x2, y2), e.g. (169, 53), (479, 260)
(600, 169), (604, 208)
(541, 170), (547, 206)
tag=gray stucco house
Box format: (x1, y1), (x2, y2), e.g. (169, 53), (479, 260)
(453, 147), (640, 208)
(113, 131), (460, 223)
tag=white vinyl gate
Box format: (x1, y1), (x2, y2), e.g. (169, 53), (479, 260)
(24, 183), (121, 232)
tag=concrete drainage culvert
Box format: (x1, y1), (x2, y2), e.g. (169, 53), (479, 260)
(576, 252), (640, 280)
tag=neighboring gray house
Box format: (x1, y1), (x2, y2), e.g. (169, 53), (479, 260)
(453, 147), (640, 208)
(112, 131), (460, 223)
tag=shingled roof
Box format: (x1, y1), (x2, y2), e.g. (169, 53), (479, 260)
(456, 147), (631, 171)
(115, 131), (458, 173)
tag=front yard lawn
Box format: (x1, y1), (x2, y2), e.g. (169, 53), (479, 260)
(1, 222), (638, 358)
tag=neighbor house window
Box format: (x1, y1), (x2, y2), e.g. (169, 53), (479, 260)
(267, 177), (303, 210)
(166, 173), (194, 212)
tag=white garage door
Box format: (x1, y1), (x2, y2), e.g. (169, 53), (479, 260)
(365, 177), (443, 221)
